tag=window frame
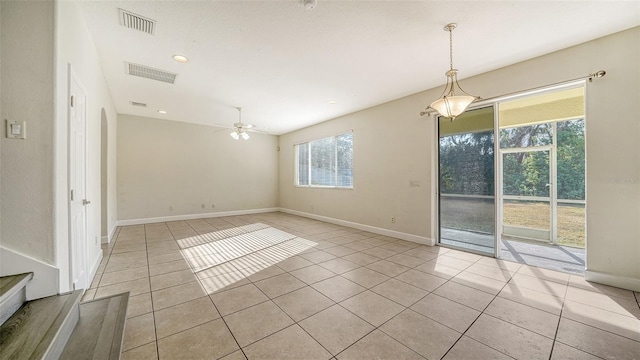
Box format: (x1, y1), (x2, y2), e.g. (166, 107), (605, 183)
(294, 130), (354, 189)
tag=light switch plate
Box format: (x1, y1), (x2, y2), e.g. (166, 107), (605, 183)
(6, 119), (26, 139)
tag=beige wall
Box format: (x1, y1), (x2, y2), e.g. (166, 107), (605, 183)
(280, 27), (640, 286)
(279, 96), (431, 239)
(1, 1), (56, 263)
(117, 115), (279, 221)
(0, 0), (118, 293)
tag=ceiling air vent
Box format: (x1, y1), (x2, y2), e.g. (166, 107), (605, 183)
(118, 8), (155, 35)
(126, 62), (177, 84)
(130, 101), (147, 107)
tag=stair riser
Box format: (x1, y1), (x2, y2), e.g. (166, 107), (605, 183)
(0, 287), (26, 326)
(43, 304), (80, 360)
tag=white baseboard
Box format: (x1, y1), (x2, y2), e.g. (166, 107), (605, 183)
(0, 246), (60, 300)
(101, 224), (118, 244)
(116, 208), (280, 227)
(279, 208), (434, 246)
(584, 270), (640, 292)
(89, 250), (103, 287)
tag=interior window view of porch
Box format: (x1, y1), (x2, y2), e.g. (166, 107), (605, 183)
(438, 87), (586, 274)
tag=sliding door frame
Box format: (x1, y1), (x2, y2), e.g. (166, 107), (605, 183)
(433, 79), (586, 260)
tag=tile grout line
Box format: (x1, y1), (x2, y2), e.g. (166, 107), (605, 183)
(143, 222), (162, 360)
(183, 217), (253, 360)
(548, 279), (569, 360)
(440, 260), (514, 359)
(244, 281), (336, 357)
(108, 213), (634, 360)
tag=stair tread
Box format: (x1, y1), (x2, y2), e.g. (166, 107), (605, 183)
(0, 273), (33, 303)
(0, 290), (82, 360)
(61, 292), (130, 360)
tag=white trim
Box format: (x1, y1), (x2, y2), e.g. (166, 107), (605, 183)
(441, 194), (494, 200)
(584, 270), (640, 292)
(0, 246), (60, 300)
(116, 208), (280, 227)
(101, 224), (117, 244)
(89, 249), (103, 287)
(292, 129), (354, 147)
(503, 195), (550, 202)
(279, 208), (434, 246)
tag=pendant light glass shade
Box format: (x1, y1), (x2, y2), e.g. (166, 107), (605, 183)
(230, 130), (250, 140)
(430, 95), (477, 119)
(424, 23), (479, 121)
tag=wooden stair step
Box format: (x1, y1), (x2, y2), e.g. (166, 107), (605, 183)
(61, 292), (130, 360)
(0, 272), (33, 326)
(0, 289), (83, 360)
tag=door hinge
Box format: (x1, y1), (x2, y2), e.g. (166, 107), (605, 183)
(70, 95), (74, 107)
(70, 189), (74, 201)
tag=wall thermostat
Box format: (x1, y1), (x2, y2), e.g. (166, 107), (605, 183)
(6, 119), (26, 139)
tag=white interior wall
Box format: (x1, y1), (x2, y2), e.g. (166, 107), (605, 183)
(54, 1), (118, 291)
(0, 1), (56, 263)
(280, 27), (640, 289)
(117, 115), (278, 222)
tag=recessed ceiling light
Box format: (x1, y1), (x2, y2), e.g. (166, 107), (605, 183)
(328, 101), (336, 105)
(157, 110), (167, 114)
(172, 54), (189, 63)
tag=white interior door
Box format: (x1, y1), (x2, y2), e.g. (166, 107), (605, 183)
(69, 67), (89, 290)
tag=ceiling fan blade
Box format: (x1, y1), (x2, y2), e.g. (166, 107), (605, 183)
(233, 122), (255, 129)
(247, 128), (269, 134)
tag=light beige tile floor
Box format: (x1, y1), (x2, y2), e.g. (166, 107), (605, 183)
(86, 212), (640, 360)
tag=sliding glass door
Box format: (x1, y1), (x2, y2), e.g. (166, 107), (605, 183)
(437, 106), (496, 255)
(436, 85), (586, 273)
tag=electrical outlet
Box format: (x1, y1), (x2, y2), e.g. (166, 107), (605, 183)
(212, 204), (215, 208)
(201, 204), (206, 209)
(391, 217), (396, 223)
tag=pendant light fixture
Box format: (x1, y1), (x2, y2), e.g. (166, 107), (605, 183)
(425, 23), (479, 121)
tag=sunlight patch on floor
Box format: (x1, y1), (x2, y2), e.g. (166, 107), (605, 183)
(177, 223), (317, 293)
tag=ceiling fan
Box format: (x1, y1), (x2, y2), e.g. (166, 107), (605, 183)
(230, 107), (253, 140)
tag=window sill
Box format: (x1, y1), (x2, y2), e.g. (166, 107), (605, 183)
(294, 185), (353, 190)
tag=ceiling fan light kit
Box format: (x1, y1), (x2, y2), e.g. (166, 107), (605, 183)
(230, 107), (253, 140)
(424, 23), (480, 121)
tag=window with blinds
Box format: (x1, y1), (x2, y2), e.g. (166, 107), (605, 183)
(295, 132), (353, 188)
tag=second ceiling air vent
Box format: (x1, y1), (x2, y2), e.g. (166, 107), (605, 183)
(126, 62), (177, 84)
(129, 101), (147, 107)
(118, 8), (156, 35)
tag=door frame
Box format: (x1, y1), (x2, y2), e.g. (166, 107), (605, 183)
(498, 145), (556, 245)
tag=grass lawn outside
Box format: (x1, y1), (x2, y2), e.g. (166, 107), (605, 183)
(440, 197), (585, 248)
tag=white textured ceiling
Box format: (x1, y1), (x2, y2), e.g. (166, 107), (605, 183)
(78, 1), (639, 135)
